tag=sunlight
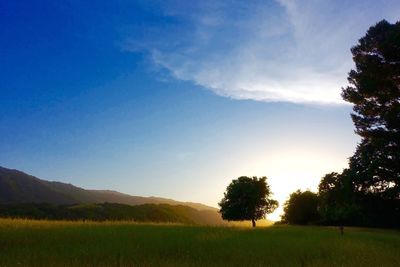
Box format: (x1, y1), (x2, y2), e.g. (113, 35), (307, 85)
(240, 148), (350, 221)
(1, 2), (398, 266)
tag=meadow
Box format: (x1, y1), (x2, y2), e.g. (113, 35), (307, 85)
(0, 219), (399, 267)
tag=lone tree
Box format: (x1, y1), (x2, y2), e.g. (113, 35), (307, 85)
(219, 176), (278, 227)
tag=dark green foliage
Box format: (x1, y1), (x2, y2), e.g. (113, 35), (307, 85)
(282, 190), (320, 225)
(318, 172), (363, 225)
(342, 20), (400, 198)
(317, 170), (400, 228)
(316, 20), (400, 228)
(219, 176), (278, 227)
(0, 203), (225, 225)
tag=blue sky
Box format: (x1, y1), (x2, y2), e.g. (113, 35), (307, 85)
(1, 0), (399, 219)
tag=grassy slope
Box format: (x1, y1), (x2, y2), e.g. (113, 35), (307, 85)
(0, 203), (224, 225)
(0, 219), (399, 267)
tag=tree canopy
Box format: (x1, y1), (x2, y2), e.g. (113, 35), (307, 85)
(318, 171), (362, 225)
(219, 176), (278, 227)
(282, 20), (400, 228)
(313, 20), (400, 228)
(342, 20), (400, 198)
(282, 190), (319, 225)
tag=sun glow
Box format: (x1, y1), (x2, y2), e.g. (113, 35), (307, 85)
(239, 148), (349, 221)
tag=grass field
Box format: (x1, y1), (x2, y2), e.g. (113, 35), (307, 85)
(0, 219), (399, 267)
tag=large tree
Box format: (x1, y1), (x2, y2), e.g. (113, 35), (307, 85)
(342, 20), (400, 198)
(316, 20), (400, 228)
(219, 176), (278, 227)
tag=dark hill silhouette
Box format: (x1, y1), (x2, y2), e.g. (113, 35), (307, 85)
(0, 166), (216, 211)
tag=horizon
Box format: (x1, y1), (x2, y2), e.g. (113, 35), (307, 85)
(1, 0), (399, 221)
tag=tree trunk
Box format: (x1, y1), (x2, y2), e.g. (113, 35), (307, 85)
(252, 219), (256, 228)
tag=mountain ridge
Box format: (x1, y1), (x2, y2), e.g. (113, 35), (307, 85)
(0, 166), (217, 211)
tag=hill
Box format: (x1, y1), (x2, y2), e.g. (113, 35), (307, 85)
(0, 203), (224, 224)
(0, 166), (272, 226)
(0, 166), (215, 211)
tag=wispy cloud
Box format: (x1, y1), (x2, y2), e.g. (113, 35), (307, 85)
(122, 0), (400, 104)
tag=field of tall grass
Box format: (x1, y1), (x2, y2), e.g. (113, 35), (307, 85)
(0, 218), (399, 267)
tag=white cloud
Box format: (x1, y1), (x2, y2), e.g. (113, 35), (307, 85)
(123, 0), (400, 104)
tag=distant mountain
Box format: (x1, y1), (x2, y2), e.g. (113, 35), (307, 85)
(0, 166), (216, 211)
(0, 166), (274, 226)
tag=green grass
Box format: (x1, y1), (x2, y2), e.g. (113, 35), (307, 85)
(0, 219), (399, 267)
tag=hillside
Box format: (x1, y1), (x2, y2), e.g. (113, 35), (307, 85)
(0, 203), (224, 225)
(0, 166), (215, 211)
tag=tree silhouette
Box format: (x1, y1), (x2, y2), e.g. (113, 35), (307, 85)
(219, 176), (278, 227)
(318, 171), (362, 225)
(316, 20), (400, 228)
(282, 190), (319, 225)
(342, 20), (400, 198)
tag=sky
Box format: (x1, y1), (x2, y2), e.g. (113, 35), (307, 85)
(1, 0), (399, 220)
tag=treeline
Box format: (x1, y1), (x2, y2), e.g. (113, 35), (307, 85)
(0, 203), (223, 225)
(281, 189), (400, 228)
(282, 20), (400, 228)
